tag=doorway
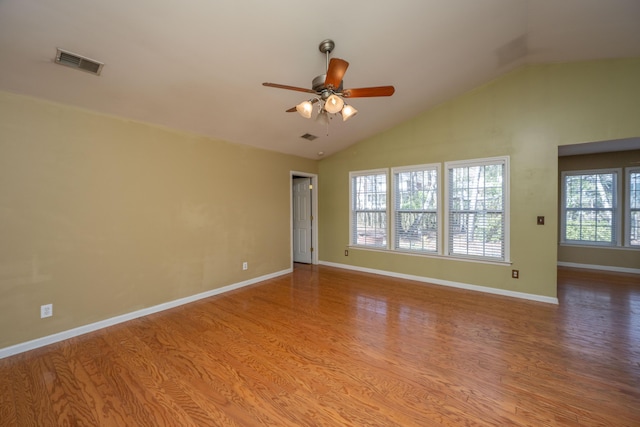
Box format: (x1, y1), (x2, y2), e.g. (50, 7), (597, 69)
(291, 172), (318, 265)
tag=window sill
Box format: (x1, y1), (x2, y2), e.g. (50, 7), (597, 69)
(559, 243), (640, 251)
(347, 245), (512, 266)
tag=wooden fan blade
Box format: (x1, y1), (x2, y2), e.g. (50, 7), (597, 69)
(262, 82), (317, 94)
(342, 86), (395, 98)
(324, 58), (349, 90)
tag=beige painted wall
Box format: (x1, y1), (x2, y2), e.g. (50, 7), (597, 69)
(0, 91), (317, 349)
(318, 58), (640, 299)
(558, 149), (640, 269)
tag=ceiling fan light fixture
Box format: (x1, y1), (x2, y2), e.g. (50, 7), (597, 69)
(324, 94), (344, 114)
(316, 109), (330, 126)
(296, 100), (314, 118)
(341, 104), (358, 121)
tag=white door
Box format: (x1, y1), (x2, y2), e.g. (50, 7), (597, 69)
(293, 177), (312, 263)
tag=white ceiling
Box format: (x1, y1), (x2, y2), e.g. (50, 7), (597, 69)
(1, 0), (639, 159)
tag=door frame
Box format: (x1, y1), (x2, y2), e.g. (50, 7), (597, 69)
(290, 171), (319, 266)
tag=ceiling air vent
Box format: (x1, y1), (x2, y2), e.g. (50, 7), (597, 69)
(300, 133), (318, 141)
(55, 48), (104, 75)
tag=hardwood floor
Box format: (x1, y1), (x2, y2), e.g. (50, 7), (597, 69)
(1, 265), (639, 426)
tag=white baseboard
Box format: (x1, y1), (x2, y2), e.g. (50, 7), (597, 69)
(319, 261), (559, 305)
(557, 262), (640, 275)
(0, 268), (291, 360)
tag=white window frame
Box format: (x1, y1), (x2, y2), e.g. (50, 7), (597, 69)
(391, 164), (441, 254)
(626, 167), (640, 248)
(444, 156), (510, 262)
(349, 169), (389, 249)
(561, 168), (621, 247)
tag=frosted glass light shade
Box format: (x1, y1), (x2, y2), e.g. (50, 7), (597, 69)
(316, 109), (330, 126)
(296, 101), (313, 118)
(341, 104), (358, 121)
(324, 94), (344, 114)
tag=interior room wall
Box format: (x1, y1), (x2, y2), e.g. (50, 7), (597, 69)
(318, 58), (640, 300)
(0, 91), (317, 349)
(557, 149), (640, 270)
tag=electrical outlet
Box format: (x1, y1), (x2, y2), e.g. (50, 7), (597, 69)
(344, 249), (349, 256)
(242, 262), (248, 271)
(41, 304), (53, 318)
(512, 270), (519, 279)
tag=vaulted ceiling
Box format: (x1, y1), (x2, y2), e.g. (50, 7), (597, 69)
(1, 0), (639, 159)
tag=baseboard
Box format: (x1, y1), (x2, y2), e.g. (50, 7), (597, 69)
(0, 268), (292, 360)
(557, 262), (640, 275)
(319, 261), (559, 305)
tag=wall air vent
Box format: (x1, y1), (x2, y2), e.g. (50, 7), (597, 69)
(55, 48), (104, 75)
(300, 133), (318, 141)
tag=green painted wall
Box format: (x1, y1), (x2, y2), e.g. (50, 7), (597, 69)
(2, 58), (638, 351)
(318, 58), (640, 299)
(0, 91), (317, 349)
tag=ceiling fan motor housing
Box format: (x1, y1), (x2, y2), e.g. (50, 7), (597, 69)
(312, 74), (344, 94)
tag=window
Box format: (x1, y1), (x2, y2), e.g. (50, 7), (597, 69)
(350, 170), (388, 248)
(349, 157), (510, 263)
(561, 169), (619, 246)
(627, 167), (640, 247)
(392, 164), (439, 253)
(445, 157), (509, 261)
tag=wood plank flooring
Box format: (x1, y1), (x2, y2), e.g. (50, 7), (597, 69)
(1, 265), (639, 426)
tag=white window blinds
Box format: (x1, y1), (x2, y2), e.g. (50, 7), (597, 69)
(446, 158), (508, 260)
(627, 168), (640, 247)
(350, 171), (388, 248)
(392, 165), (439, 253)
(562, 170), (618, 246)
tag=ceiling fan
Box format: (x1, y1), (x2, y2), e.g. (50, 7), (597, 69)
(262, 39), (395, 123)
